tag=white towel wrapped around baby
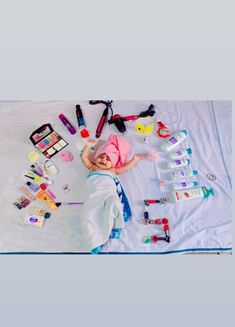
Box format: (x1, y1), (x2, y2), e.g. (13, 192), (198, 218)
(79, 170), (132, 253)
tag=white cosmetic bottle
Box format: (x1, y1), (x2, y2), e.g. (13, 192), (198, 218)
(170, 181), (198, 190)
(160, 130), (188, 152)
(166, 159), (190, 169)
(169, 148), (192, 160)
(168, 186), (214, 203)
(169, 168), (198, 180)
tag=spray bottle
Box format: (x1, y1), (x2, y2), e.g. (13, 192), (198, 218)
(76, 104), (90, 138)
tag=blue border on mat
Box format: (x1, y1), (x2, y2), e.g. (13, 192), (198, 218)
(0, 248), (232, 255)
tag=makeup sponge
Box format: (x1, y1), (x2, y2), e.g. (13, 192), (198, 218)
(60, 151), (74, 162)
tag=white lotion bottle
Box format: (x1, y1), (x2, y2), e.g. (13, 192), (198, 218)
(168, 186), (214, 203)
(170, 181), (198, 190)
(166, 159), (190, 169)
(169, 168), (198, 180)
(169, 148), (192, 160)
(160, 130), (188, 152)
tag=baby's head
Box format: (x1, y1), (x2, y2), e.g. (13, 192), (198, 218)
(93, 134), (130, 169)
(95, 153), (113, 170)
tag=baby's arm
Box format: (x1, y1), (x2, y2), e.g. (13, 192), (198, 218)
(115, 154), (143, 175)
(81, 141), (95, 170)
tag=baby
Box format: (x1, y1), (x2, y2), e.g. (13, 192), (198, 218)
(81, 139), (143, 174)
(80, 134), (143, 254)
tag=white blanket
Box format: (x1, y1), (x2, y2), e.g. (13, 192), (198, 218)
(78, 171), (130, 253)
(0, 101), (232, 254)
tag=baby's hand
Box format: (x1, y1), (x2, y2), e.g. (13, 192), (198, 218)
(87, 139), (96, 148)
(134, 153), (144, 161)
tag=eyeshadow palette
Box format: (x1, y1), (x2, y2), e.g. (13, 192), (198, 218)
(30, 123), (68, 158)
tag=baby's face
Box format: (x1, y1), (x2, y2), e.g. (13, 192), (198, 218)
(95, 153), (112, 170)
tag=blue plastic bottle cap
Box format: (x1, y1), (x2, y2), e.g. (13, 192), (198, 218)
(203, 187), (215, 198)
(182, 130), (188, 135)
(187, 148), (192, 155)
(209, 188), (214, 196)
(192, 170), (198, 175)
(193, 182), (198, 186)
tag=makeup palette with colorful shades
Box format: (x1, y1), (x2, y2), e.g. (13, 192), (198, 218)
(30, 123), (68, 158)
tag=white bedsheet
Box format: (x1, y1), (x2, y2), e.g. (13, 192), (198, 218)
(0, 101), (232, 254)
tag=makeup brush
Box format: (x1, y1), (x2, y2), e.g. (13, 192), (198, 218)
(55, 202), (84, 207)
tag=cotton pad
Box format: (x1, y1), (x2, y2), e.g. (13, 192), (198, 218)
(27, 150), (40, 162)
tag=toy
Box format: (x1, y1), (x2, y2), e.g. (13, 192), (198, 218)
(135, 117), (154, 135)
(30, 123), (68, 158)
(58, 114), (77, 135)
(156, 121), (171, 138)
(135, 117), (155, 143)
(76, 105), (90, 138)
(60, 151), (74, 162)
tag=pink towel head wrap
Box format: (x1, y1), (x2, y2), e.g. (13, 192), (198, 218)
(94, 134), (130, 168)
